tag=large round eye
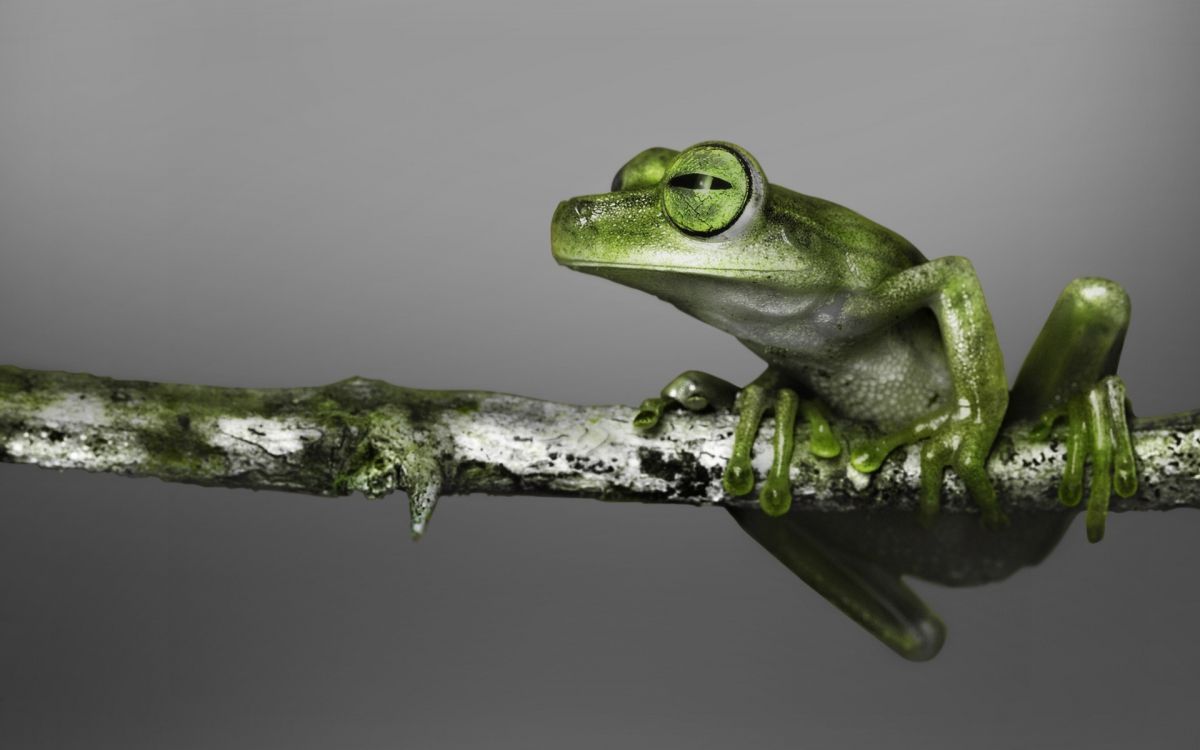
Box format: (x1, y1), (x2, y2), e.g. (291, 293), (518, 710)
(662, 145), (752, 236)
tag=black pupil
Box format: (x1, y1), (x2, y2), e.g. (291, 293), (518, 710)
(668, 173), (732, 190)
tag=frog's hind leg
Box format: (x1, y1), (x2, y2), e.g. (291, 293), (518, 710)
(729, 507), (946, 661)
(1007, 277), (1135, 542)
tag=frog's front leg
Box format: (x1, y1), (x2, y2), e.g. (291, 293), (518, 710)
(718, 369), (838, 515)
(632, 367), (840, 515)
(1006, 277), (1136, 542)
(843, 256), (1010, 528)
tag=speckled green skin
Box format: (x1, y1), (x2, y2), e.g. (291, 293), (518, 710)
(551, 142), (1136, 659)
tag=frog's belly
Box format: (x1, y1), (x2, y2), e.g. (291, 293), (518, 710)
(743, 317), (954, 431)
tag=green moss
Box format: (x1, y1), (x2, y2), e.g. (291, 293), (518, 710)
(0, 365), (25, 396)
(0, 366), (64, 412)
(123, 381), (271, 421)
(335, 404), (415, 498)
(136, 413), (226, 477)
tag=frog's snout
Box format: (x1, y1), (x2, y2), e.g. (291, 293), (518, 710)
(551, 188), (664, 270)
(550, 195), (612, 266)
(550, 199), (584, 266)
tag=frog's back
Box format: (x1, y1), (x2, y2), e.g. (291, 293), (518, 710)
(768, 185), (928, 284)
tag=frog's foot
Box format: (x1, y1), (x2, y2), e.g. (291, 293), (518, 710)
(722, 376), (841, 517)
(632, 370), (739, 429)
(849, 410), (1008, 530)
(1032, 375), (1136, 543)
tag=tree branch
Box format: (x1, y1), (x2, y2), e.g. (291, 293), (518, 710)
(2, 364), (1198, 537)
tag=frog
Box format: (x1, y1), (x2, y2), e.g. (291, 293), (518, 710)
(550, 141), (1138, 660)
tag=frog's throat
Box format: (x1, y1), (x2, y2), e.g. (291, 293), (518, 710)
(568, 262), (845, 352)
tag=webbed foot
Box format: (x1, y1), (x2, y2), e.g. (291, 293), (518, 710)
(848, 408), (1009, 530)
(1030, 375), (1137, 542)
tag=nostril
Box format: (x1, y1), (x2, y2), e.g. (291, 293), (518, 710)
(552, 199), (592, 231)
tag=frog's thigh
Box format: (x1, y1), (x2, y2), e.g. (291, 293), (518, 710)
(1007, 277), (1130, 422)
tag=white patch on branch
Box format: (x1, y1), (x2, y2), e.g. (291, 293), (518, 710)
(5, 395), (148, 469)
(35, 395), (113, 430)
(213, 416), (323, 458)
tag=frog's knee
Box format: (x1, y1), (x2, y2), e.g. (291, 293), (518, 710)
(1059, 277), (1130, 331)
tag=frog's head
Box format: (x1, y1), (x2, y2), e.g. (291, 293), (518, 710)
(551, 142), (832, 333)
(552, 141), (768, 271)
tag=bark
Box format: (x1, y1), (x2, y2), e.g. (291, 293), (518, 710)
(2, 365), (1197, 537)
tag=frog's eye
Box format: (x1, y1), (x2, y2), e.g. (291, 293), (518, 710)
(662, 145), (753, 237)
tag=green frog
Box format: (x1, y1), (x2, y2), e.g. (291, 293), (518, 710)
(550, 141), (1137, 660)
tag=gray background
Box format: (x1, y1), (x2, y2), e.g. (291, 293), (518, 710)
(1, 1), (1198, 748)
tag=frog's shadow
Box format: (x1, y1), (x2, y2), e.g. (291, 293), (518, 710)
(793, 508), (1073, 587)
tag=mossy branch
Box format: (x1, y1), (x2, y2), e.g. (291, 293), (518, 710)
(2, 364), (1198, 537)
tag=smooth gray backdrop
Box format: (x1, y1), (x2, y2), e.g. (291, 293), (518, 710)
(2, 1), (1199, 748)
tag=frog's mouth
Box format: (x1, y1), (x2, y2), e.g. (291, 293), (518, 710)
(563, 260), (788, 276)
